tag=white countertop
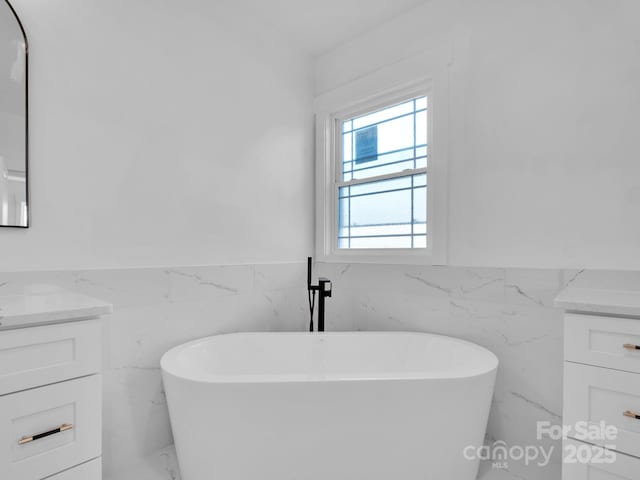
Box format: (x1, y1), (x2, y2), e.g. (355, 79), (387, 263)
(554, 286), (640, 317)
(0, 289), (112, 330)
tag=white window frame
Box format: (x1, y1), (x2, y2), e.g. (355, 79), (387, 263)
(314, 56), (450, 264)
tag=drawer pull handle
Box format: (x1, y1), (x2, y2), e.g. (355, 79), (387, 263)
(624, 411), (640, 420)
(623, 344), (640, 350)
(18, 423), (73, 445)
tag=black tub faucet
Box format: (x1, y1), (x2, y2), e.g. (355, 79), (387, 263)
(307, 257), (332, 332)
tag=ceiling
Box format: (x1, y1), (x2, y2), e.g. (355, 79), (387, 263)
(229, 0), (431, 56)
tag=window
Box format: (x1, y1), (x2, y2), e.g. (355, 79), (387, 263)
(338, 96), (427, 249)
(315, 72), (448, 264)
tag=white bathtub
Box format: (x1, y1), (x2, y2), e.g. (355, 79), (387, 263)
(161, 332), (498, 480)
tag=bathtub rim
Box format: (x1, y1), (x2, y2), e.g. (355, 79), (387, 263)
(160, 331), (499, 385)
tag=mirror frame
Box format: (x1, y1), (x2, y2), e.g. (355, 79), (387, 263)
(2, 0), (29, 228)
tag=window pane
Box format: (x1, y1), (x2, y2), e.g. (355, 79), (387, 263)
(350, 188), (411, 226)
(346, 146), (416, 181)
(414, 186), (427, 225)
(338, 173), (427, 249)
(338, 196), (350, 238)
(416, 110), (427, 146)
(343, 132), (353, 162)
(341, 96), (427, 182)
(413, 235), (427, 248)
(352, 101), (414, 130)
(349, 176), (411, 197)
(376, 115), (414, 156)
(350, 236), (412, 249)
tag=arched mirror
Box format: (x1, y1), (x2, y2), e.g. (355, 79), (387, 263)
(0, 0), (28, 227)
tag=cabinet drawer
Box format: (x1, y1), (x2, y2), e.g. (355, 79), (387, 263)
(565, 313), (640, 373)
(562, 439), (639, 480)
(0, 375), (101, 480)
(0, 320), (102, 396)
(564, 362), (640, 457)
(47, 458), (101, 480)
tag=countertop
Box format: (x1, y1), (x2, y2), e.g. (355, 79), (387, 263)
(554, 286), (640, 317)
(0, 289), (112, 330)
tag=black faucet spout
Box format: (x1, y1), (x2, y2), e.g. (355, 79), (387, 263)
(306, 258), (332, 332)
(317, 278), (332, 332)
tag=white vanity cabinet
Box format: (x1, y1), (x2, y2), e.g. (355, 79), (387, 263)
(0, 290), (111, 480)
(556, 287), (640, 479)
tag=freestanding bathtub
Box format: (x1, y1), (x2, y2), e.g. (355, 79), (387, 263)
(161, 332), (498, 480)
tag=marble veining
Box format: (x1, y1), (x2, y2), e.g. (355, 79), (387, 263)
(1, 263), (638, 480)
(317, 263), (569, 480)
(0, 263), (308, 480)
(315, 265), (640, 480)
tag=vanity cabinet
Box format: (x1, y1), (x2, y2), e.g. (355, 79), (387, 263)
(0, 291), (111, 480)
(562, 439), (638, 480)
(557, 288), (640, 479)
(47, 459), (103, 480)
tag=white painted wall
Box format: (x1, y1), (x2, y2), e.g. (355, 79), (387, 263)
(2, 0), (314, 271)
(315, 0), (640, 270)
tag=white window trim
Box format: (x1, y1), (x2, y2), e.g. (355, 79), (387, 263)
(314, 54), (450, 265)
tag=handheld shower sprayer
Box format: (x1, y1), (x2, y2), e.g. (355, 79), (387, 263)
(307, 257), (315, 332)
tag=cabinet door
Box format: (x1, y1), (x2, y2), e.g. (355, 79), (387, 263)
(565, 313), (640, 373)
(564, 362), (640, 458)
(0, 375), (101, 480)
(563, 439), (639, 480)
(0, 319), (102, 395)
(47, 458), (101, 480)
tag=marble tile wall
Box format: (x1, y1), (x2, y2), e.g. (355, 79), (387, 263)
(315, 264), (640, 480)
(2, 263), (636, 480)
(0, 263), (310, 480)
